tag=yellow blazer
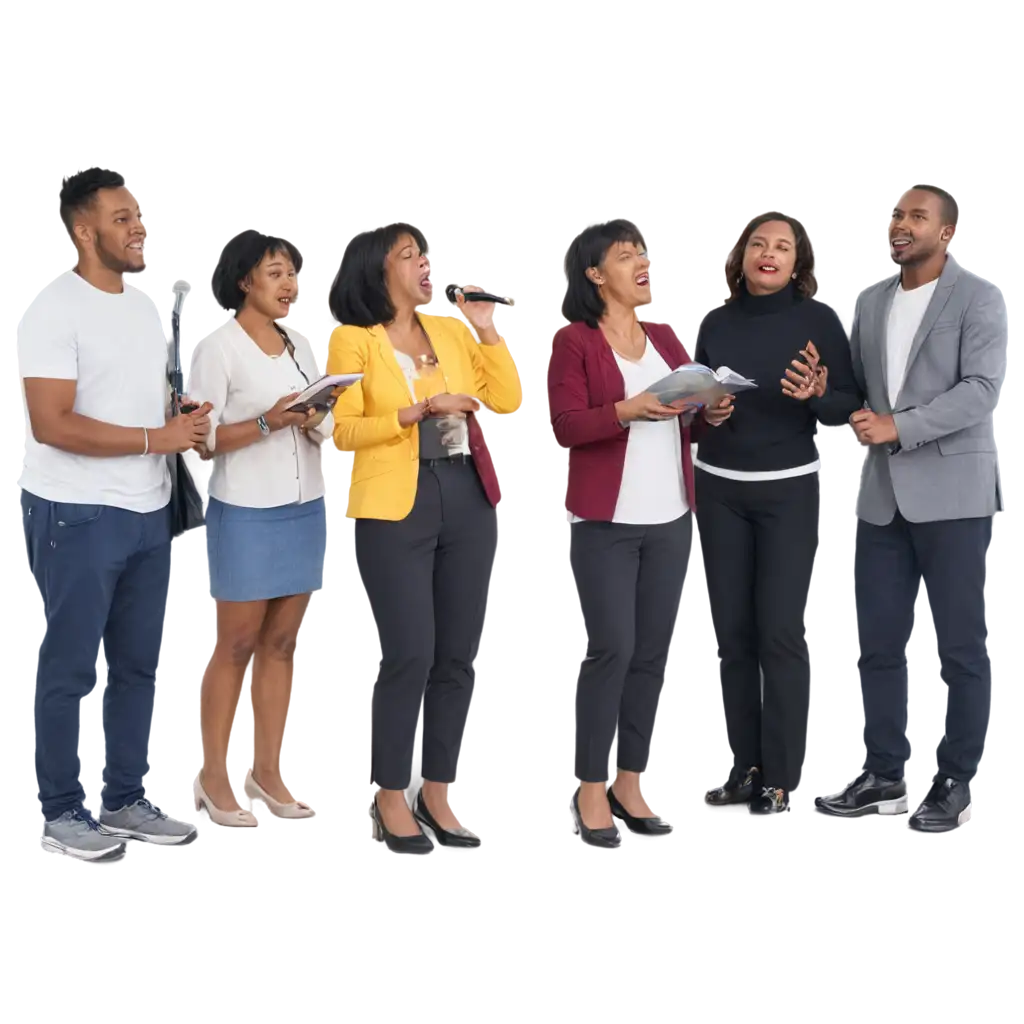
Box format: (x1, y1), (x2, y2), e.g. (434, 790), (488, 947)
(327, 314), (522, 520)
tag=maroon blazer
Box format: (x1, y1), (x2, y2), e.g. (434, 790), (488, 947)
(466, 413), (500, 506)
(548, 321), (698, 520)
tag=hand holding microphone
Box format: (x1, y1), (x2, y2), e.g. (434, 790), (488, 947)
(446, 284), (512, 345)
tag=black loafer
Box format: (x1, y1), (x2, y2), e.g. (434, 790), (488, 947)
(370, 798), (433, 854)
(749, 786), (790, 814)
(814, 771), (908, 818)
(413, 789), (481, 848)
(570, 788), (620, 848)
(706, 765), (761, 806)
(908, 777), (971, 833)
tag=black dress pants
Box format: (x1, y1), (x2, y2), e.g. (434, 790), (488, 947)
(355, 459), (497, 791)
(695, 469), (819, 792)
(855, 512), (992, 783)
(570, 513), (692, 783)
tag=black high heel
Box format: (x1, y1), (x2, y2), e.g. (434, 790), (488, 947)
(608, 787), (673, 836)
(370, 797), (433, 854)
(413, 789), (481, 848)
(570, 788), (620, 848)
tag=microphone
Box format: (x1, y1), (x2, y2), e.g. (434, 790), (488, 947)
(445, 284), (514, 307)
(170, 281), (192, 412)
(172, 279), (191, 318)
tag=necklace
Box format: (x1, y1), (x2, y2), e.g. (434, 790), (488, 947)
(604, 319), (646, 363)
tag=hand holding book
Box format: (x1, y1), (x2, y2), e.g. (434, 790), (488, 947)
(645, 363), (757, 406)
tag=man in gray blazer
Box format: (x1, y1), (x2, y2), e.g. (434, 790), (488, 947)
(815, 184), (1006, 832)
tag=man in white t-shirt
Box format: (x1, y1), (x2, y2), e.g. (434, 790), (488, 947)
(18, 168), (212, 861)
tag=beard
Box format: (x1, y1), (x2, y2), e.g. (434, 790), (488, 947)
(890, 235), (939, 267)
(94, 229), (144, 274)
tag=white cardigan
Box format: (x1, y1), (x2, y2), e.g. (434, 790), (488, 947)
(187, 318), (331, 508)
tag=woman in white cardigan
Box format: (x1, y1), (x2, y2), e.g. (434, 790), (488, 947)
(187, 231), (335, 827)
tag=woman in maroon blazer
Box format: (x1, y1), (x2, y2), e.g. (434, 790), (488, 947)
(548, 220), (732, 848)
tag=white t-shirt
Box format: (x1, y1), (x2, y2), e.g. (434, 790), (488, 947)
(886, 278), (939, 407)
(17, 270), (171, 513)
(187, 318), (331, 509)
(570, 342), (688, 525)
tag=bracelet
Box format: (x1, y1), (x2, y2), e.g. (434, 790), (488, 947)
(257, 415), (271, 436)
(142, 427), (149, 456)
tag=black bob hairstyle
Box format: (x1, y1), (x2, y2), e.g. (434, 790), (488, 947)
(211, 230), (303, 312)
(329, 223), (429, 326)
(59, 167), (125, 238)
(561, 219), (646, 327)
(724, 212), (817, 303)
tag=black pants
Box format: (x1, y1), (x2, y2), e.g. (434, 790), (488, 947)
(570, 514), (692, 783)
(355, 459), (497, 791)
(695, 469), (819, 792)
(856, 512), (992, 783)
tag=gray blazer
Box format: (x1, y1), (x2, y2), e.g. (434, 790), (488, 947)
(850, 254), (1007, 525)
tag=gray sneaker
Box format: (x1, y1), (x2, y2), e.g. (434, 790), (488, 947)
(99, 799), (198, 846)
(42, 809), (127, 862)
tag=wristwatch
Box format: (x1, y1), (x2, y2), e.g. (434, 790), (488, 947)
(257, 415), (271, 436)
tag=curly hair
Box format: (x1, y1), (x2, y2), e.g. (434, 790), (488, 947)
(720, 206), (815, 299)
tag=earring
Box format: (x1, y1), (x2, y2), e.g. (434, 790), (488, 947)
(791, 273), (797, 280)
(738, 272), (744, 281)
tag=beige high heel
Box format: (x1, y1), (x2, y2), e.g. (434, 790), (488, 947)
(193, 773), (258, 827)
(244, 770), (315, 819)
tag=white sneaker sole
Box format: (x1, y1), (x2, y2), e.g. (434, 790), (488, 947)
(99, 826), (198, 846)
(908, 801), (972, 832)
(819, 790), (909, 815)
(41, 836), (126, 862)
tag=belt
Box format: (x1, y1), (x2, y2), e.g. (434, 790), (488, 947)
(419, 453), (473, 467)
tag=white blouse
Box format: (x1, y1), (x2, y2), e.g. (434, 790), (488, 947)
(569, 342), (688, 525)
(187, 318), (332, 509)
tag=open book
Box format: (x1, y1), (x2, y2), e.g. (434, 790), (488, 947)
(645, 363), (756, 406)
(286, 373), (364, 413)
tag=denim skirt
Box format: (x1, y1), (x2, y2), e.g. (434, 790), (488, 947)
(206, 496), (326, 602)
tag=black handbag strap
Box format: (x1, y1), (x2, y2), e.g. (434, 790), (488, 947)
(272, 323), (311, 388)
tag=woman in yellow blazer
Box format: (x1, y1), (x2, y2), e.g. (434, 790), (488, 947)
(327, 223), (521, 855)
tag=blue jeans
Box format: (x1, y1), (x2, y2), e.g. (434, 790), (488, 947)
(21, 491), (172, 820)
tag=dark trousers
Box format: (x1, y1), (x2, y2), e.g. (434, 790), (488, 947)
(21, 491), (172, 821)
(355, 459), (497, 791)
(570, 514), (692, 783)
(695, 469), (819, 792)
(856, 512), (992, 782)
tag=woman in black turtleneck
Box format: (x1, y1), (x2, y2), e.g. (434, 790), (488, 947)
(695, 212), (861, 814)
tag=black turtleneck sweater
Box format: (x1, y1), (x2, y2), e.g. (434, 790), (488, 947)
(693, 284), (862, 472)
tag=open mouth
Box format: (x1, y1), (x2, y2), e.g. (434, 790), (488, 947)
(278, 296), (293, 308)
(636, 272), (650, 286)
(756, 263), (778, 274)
(891, 237), (912, 252)
(127, 242), (144, 252)
(420, 275), (432, 290)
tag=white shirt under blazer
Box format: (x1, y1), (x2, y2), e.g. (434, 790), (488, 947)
(570, 342), (689, 525)
(187, 318), (332, 509)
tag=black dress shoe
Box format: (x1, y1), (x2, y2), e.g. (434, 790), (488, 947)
(909, 776), (971, 833)
(814, 771), (908, 818)
(749, 786), (790, 814)
(705, 765), (761, 806)
(413, 789), (481, 848)
(608, 787), (672, 836)
(370, 798), (433, 854)
(570, 788), (621, 848)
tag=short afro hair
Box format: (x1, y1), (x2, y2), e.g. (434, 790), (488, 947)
(59, 168), (125, 236)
